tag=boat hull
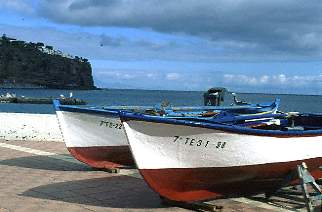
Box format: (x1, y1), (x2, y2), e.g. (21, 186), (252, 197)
(122, 119), (322, 202)
(67, 146), (134, 168)
(140, 158), (322, 202)
(56, 109), (133, 168)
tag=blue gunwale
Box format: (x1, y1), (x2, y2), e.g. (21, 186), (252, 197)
(52, 98), (278, 119)
(53, 99), (278, 121)
(53, 98), (279, 113)
(103, 98), (279, 112)
(119, 111), (322, 137)
(53, 99), (119, 117)
(53, 99), (322, 136)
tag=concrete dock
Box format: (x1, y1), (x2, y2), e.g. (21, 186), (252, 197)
(0, 139), (320, 212)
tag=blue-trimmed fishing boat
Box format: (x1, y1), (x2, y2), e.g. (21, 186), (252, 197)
(53, 98), (280, 169)
(120, 111), (322, 202)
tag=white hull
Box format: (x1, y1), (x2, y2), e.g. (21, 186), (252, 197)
(56, 111), (127, 148)
(123, 120), (322, 169)
(122, 118), (322, 201)
(55, 110), (134, 168)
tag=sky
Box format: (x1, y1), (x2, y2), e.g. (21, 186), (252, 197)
(1, 0), (322, 94)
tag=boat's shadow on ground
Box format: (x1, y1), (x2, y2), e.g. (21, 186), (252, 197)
(21, 176), (165, 209)
(0, 155), (91, 171)
(0, 155), (165, 209)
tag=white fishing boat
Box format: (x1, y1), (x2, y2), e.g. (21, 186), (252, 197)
(53, 99), (280, 169)
(120, 112), (322, 202)
(54, 100), (133, 168)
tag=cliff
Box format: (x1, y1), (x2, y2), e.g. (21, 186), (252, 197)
(0, 34), (96, 89)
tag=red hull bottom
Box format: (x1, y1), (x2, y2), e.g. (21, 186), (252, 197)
(139, 158), (322, 202)
(67, 146), (135, 169)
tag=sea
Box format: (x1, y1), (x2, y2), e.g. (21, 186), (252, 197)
(0, 88), (322, 114)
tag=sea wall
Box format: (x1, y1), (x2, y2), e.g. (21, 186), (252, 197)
(0, 113), (63, 142)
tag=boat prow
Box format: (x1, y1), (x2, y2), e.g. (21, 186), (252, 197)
(53, 100), (134, 169)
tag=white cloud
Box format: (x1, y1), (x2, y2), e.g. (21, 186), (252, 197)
(224, 74), (258, 85)
(276, 74), (287, 84)
(146, 73), (160, 79)
(259, 75), (269, 84)
(95, 70), (137, 80)
(223, 73), (322, 87)
(166, 72), (181, 80)
(92, 66), (322, 93)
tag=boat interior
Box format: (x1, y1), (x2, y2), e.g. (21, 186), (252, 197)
(245, 113), (322, 131)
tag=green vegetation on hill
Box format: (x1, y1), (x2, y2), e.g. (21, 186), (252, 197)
(0, 34), (96, 89)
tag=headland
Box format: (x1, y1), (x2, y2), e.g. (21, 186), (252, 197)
(0, 34), (96, 90)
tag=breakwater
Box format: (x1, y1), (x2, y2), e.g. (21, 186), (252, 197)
(0, 96), (86, 105)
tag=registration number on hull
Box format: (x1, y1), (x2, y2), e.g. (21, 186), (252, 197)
(173, 136), (226, 149)
(99, 120), (123, 130)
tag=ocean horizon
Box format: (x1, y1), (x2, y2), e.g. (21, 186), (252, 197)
(1, 88), (322, 114)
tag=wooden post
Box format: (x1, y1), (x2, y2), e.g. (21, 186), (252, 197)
(91, 167), (120, 173)
(160, 196), (223, 211)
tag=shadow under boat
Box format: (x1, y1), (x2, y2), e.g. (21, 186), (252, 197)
(0, 155), (92, 171)
(22, 176), (165, 209)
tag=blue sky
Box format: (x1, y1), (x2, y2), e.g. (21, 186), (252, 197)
(1, 0), (322, 94)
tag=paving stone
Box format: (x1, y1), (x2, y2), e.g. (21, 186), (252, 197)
(0, 139), (318, 211)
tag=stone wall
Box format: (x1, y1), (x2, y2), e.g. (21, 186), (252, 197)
(0, 113), (63, 142)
